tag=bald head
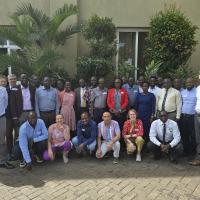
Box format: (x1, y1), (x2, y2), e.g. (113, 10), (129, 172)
(102, 112), (112, 125)
(27, 112), (37, 127)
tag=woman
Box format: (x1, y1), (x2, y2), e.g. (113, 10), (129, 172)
(135, 81), (156, 141)
(60, 81), (76, 131)
(122, 109), (145, 161)
(43, 114), (72, 163)
(107, 78), (128, 129)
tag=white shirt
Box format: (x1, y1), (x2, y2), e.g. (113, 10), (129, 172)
(149, 119), (181, 148)
(80, 87), (87, 108)
(156, 87), (182, 119)
(196, 85), (200, 114)
(148, 86), (161, 97)
(0, 86), (8, 116)
(21, 85), (32, 110)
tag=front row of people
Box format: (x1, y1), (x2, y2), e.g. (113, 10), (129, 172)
(12, 109), (183, 170)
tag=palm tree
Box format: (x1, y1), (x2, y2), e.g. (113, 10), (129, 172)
(0, 3), (78, 77)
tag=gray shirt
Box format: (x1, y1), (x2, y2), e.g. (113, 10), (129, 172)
(91, 87), (108, 109)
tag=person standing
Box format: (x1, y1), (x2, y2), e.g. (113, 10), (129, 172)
(122, 77), (139, 109)
(60, 81), (76, 132)
(180, 78), (197, 157)
(148, 76), (161, 97)
(137, 75), (145, 93)
(189, 75), (200, 166)
(173, 78), (183, 92)
(147, 111), (183, 163)
(0, 75), (14, 169)
(57, 79), (65, 108)
(107, 78), (128, 130)
(35, 76), (59, 128)
(91, 78), (108, 124)
(75, 79), (89, 121)
(6, 74), (23, 159)
(19, 74), (35, 125)
(156, 78), (182, 121)
(135, 81), (156, 141)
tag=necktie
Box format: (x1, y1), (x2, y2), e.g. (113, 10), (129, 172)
(161, 89), (168, 111)
(163, 123), (166, 144)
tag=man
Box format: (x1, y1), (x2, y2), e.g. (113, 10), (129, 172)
(148, 76), (161, 97)
(91, 78), (108, 124)
(137, 75), (145, 93)
(180, 78), (196, 157)
(13, 112), (48, 170)
(156, 78), (182, 121)
(75, 79), (89, 120)
(173, 78), (183, 92)
(35, 76), (59, 128)
(157, 77), (163, 88)
(189, 74), (200, 166)
(90, 76), (97, 89)
(123, 77), (139, 109)
(147, 111), (183, 163)
(6, 74), (23, 159)
(19, 74), (35, 125)
(72, 112), (97, 155)
(0, 75), (14, 169)
(30, 75), (41, 89)
(96, 112), (121, 164)
(51, 76), (57, 88)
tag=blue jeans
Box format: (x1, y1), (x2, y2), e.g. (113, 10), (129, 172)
(72, 136), (96, 151)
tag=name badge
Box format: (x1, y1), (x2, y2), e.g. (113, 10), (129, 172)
(11, 88), (18, 91)
(103, 92), (107, 95)
(82, 129), (85, 132)
(121, 92), (124, 94)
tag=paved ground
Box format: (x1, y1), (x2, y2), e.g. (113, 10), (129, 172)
(0, 153), (200, 200)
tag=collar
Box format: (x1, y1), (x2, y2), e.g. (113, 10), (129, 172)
(42, 86), (52, 90)
(21, 85), (29, 89)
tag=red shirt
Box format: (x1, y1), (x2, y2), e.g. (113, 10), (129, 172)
(107, 88), (128, 110)
(122, 119), (144, 138)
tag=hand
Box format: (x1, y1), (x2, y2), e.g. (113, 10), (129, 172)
(132, 134), (137, 138)
(96, 148), (102, 158)
(26, 162), (32, 171)
(107, 142), (113, 151)
(48, 149), (54, 160)
(79, 143), (85, 151)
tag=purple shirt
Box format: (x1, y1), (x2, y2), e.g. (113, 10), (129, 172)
(98, 120), (120, 141)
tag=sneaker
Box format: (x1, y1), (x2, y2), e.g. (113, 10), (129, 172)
(136, 153), (142, 162)
(113, 158), (119, 164)
(34, 155), (44, 163)
(63, 155), (69, 164)
(19, 160), (27, 168)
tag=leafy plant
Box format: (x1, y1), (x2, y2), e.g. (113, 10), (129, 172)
(144, 60), (163, 80)
(118, 62), (136, 79)
(77, 15), (116, 79)
(145, 5), (198, 76)
(0, 3), (78, 78)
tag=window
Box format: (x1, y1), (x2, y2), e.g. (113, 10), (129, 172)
(0, 38), (20, 55)
(116, 28), (149, 80)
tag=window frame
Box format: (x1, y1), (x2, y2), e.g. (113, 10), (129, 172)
(116, 28), (149, 80)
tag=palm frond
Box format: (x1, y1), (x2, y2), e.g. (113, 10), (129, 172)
(54, 25), (79, 45)
(0, 26), (29, 48)
(14, 3), (50, 28)
(48, 4), (78, 38)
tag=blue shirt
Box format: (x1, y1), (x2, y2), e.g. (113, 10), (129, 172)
(19, 119), (48, 163)
(77, 120), (97, 146)
(181, 87), (197, 115)
(123, 84), (138, 108)
(35, 86), (59, 117)
(0, 86), (8, 116)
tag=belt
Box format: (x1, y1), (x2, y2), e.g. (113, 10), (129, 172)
(181, 113), (194, 117)
(40, 110), (55, 113)
(23, 109), (33, 112)
(0, 114), (5, 118)
(94, 107), (106, 110)
(158, 110), (176, 114)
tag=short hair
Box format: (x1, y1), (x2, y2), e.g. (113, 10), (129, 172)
(0, 75), (6, 80)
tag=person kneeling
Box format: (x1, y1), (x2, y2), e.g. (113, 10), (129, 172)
(72, 112), (97, 156)
(13, 112), (48, 170)
(43, 114), (72, 164)
(122, 109), (144, 162)
(147, 111), (183, 163)
(96, 112), (121, 164)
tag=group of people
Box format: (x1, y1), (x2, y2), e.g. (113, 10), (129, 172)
(0, 73), (200, 170)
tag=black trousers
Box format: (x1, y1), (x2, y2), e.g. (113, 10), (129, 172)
(13, 140), (47, 162)
(179, 114), (196, 155)
(147, 141), (183, 161)
(111, 111), (127, 131)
